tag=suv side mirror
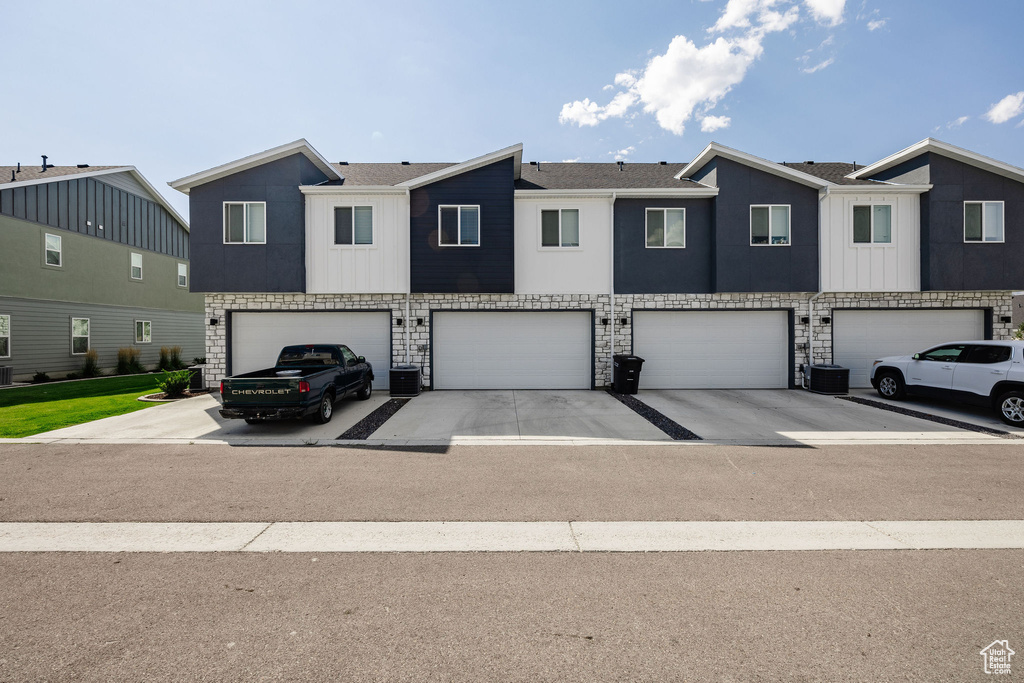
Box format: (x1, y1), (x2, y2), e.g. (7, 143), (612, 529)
(357, 356), (366, 363)
(912, 353), (921, 360)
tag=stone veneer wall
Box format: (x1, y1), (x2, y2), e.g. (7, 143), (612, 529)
(204, 291), (1014, 388)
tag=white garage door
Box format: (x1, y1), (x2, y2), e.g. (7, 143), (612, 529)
(432, 311), (592, 389)
(633, 310), (790, 389)
(833, 309), (985, 388)
(231, 311), (391, 388)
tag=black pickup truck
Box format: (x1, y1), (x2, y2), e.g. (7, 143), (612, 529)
(219, 344), (374, 424)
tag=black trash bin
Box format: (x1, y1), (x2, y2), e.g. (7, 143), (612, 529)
(612, 354), (645, 394)
(806, 364), (849, 395)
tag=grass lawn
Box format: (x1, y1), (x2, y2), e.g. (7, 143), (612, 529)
(0, 374), (165, 438)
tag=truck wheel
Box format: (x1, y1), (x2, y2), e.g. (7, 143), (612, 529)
(997, 391), (1024, 427)
(315, 392), (334, 424)
(356, 379), (372, 400)
(876, 371), (906, 400)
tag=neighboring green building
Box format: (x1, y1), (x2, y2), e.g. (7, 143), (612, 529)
(0, 160), (204, 382)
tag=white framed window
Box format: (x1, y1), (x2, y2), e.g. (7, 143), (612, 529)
(540, 208), (581, 248)
(0, 314), (9, 358)
(130, 252), (143, 280)
(438, 205), (480, 246)
(852, 204), (893, 244)
(964, 201), (1004, 243)
(44, 233), (62, 267)
(135, 320), (152, 344)
(750, 205), (791, 246)
(334, 206), (374, 245)
(645, 208), (686, 248)
(223, 201), (267, 244)
(71, 317), (90, 355)
(177, 263), (188, 288)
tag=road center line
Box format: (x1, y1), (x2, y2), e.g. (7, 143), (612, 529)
(1, 521), (1023, 553)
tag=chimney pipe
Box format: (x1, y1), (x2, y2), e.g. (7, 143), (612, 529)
(10, 171), (14, 182)
(41, 155), (48, 172)
(617, 160), (624, 171)
(16, 162), (21, 173)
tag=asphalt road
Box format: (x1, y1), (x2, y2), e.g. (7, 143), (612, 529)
(1, 442), (1023, 681)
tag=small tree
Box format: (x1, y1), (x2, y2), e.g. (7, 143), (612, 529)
(81, 349), (101, 378)
(157, 370), (194, 398)
(169, 345), (186, 370)
(116, 347), (143, 375)
(158, 346), (172, 371)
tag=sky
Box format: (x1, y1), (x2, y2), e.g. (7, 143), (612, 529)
(3, 0), (1024, 220)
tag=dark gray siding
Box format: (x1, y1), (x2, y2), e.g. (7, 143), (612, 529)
(0, 295), (204, 381)
(712, 157), (819, 293)
(689, 159), (718, 188)
(868, 154), (931, 185)
(614, 197), (714, 293)
(410, 158), (514, 293)
(920, 153), (1024, 291)
(0, 177), (189, 259)
(187, 153), (328, 293)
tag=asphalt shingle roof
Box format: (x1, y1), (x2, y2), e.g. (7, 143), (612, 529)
(325, 163), (456, 186)
(780, 162), (886, 186)
(0, 165), (122, 185)
(516, 162), (702, 190)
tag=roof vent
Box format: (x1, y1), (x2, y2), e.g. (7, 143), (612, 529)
(804, 160), (815, 165)
(16, 162), (20, 173)
(529, 161), (537, 165)
(77, 164), (89, 168)
(659, 161), (667, 165)
(617, 161), (624, 171)
(9, 170), (14, 182)
(41, 155), (50, 172)
(337, 161), (348, 165)
(536, 162), (541, 172)
(401, 161), (410, 165)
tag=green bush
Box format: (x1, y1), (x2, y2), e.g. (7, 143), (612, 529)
(158, 347), (172, 371)
(157, 370), (193, 398)
(192, 357), (207, 366)
(66, 372), (81, 380)
(32, 372), (50, 383)
(81, 349), (102, 378)
(1013, 322), (1024, 341)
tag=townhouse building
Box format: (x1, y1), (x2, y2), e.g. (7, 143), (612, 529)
(1, 161), (204, 381)
(169, 138), (1021, 391)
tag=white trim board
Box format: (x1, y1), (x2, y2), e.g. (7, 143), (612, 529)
(677, 142), (833, 189)
(396, 144), (523, 189)
(169, 139), (342, 194)
(847, 137), (1024, 183)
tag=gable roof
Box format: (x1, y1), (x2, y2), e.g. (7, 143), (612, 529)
(677, 142), (832, 189)
(326, 162), (456, 186)
(780, 162), (887, 186)
(1, 164), (190, 231)
(847, 137), (1024, 183)
(168, 139), (342, 194)
(516, 162), (704, 190)
(396, 144), (522, 189)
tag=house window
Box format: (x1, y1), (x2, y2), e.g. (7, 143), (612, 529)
(223, 202), (267, 244)
(541, 209), (580, 248)
(45, 233), (62, 267)
(130, 252), (143, 280)
(0, 315), (9, 358)
(853, 205), (892, 244)
(71, 317), (90, 355)
(965, 201), (1004, 242)
(646, 208), (686, 248)
(334, 206), (374, 245)
(438, 205), (480, 246)
(177, 263), (188, 288)
(750, 205), (791, 245)
(135, 320), (152, 344)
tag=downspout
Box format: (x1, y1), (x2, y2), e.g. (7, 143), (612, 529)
(804, 186), (829, 389)
(405, 188), (411, 365)
(610, 192), (617, 386)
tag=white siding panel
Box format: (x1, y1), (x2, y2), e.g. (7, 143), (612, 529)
(633, 311), (790, 389)
(514, 198), (611, 294)
(305, 193), (409, 294)
(231, 311), (391, 388)
(833, 309), (984, 387)
(432, 311), (592, 389)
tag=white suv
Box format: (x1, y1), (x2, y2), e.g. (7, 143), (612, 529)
(870, 340), (1024, 427)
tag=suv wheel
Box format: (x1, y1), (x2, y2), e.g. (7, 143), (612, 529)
(315, 392), (334, 424)
(356, 379), (372, 400)
(997, 391), (1024, 427)
(876, 371), (906, 400)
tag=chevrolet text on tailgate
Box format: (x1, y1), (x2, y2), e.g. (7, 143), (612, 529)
(219, 344), (374, 424)
(869, 339), (1024, 426)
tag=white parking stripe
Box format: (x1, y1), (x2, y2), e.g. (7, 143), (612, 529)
(1, 521), (1023, 553)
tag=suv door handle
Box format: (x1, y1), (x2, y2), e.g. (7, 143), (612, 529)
(992, 370), (1005, 374)
(941, 365), (953, 370)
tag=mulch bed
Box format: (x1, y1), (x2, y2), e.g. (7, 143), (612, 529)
(838, 394), (1020, 439)
(338, 398), (410, 440)
(605, 389), (703, 440)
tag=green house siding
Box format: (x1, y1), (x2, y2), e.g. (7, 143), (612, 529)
(0, 214), (202, 313)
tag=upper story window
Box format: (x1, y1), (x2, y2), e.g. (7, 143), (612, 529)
(45, 233), (62, 267)
(541, 208), (580, 248)
(135, 320), (152, 344)
(0, 314), (9, 358)
(853, 205), (892, 244)
(439, 205), (480, 246)
(750, 205), (790, 246)
(646, 208), (685, 248)
(964, 201), (1004, 243)
(334, 206), (374, 245)
(177, 263), (188, 288)
(71, 317), (90, 355)
(224, 202), (266, 244)
(130, 252), (143, 280)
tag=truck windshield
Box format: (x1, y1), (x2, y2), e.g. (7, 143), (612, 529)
(277, 348), (340, 366)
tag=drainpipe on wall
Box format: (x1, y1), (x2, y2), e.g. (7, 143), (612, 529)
(610, 192), (617, 386)
(405, 188), (411, 365)
(804, 186), (830, 389)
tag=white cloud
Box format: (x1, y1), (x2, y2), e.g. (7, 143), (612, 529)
(610, 146), (636, 160)
(949, 116), (969, 128)
(866, 18), (887, 30)
(700, 115), (732, 132)
(803, 0), (845, 26)
(984, 92), (1024, 124)
(801, 57), (834, 73)
(561, 158), (581, 163)
(559, 98), (603, 127)
(371, 131), (384, 141)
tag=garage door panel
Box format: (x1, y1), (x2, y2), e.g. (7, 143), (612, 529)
(433, 311), (591, 389)
(833, 309), (984, 388)
(231, 312), (391, 389)
(634, 311), (790, 389)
